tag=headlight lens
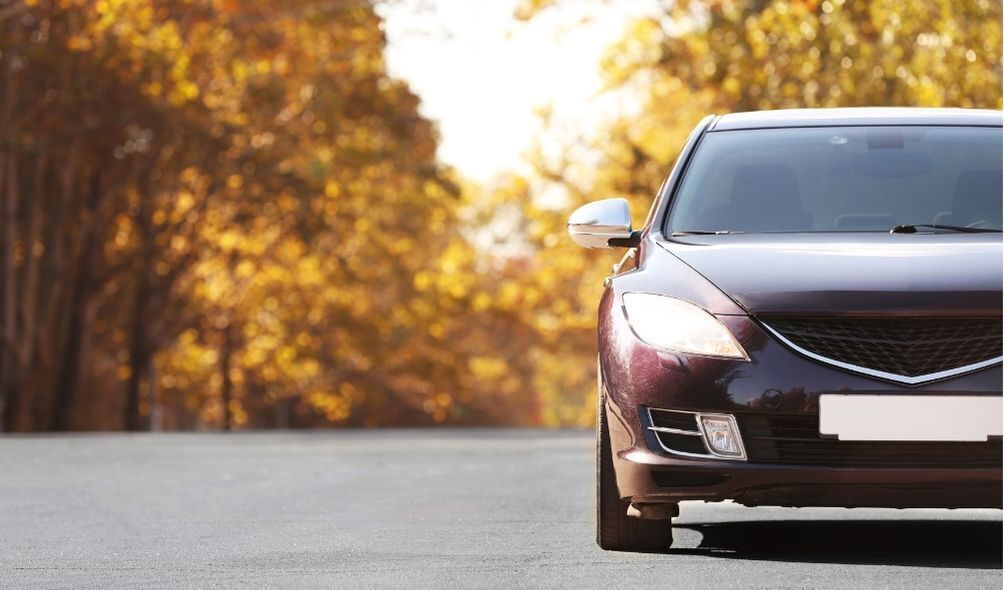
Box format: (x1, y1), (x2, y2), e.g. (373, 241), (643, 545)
(621, 293), (748, 360)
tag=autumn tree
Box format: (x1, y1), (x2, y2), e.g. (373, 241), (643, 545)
(1, 0), (544, 431)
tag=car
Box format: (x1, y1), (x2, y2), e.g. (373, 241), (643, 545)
(567, 107), (1003, 552)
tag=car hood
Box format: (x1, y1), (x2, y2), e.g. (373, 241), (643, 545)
(658, 234), (1003, 315)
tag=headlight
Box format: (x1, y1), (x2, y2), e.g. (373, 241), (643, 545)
(621, 293), (749, 360)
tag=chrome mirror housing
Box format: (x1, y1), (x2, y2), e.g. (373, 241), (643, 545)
(567, 198), (636, 249)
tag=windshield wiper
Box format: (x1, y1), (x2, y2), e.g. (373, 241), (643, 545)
(672, 230), (743, 236)
(890, 224), (1002, 234)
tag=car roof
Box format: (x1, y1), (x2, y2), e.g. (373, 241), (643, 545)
(711, 107), (1003, 131)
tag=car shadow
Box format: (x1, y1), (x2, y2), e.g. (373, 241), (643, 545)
(670, 520), (1003, 568)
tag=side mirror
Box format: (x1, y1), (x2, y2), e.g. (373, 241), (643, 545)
(567, 198), (639, 249)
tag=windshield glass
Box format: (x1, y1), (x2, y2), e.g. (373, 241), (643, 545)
(666, 125), (1003, 234)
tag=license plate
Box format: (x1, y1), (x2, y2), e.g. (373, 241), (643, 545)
(819, 394), (1003, 441)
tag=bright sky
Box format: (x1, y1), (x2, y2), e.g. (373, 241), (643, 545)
(379, 0), (654, 182)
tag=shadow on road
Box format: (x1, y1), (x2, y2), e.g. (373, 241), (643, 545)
(672, 520), (1003, 568)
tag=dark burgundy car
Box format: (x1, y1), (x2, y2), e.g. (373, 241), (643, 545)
(568, 108), (1003, 552)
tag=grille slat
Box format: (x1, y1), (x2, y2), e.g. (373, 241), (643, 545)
(738, 414), (1002, 468)
(764, 317), (1002, 380)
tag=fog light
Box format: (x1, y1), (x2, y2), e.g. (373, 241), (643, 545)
(699, 414), (746, 459)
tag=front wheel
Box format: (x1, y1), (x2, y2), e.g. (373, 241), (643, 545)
(596, 388), (673, 552)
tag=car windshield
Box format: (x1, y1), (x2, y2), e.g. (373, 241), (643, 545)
(666, 125), (1003, 234)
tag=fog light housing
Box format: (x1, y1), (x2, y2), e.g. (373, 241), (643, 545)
(699, 414), (746, 459)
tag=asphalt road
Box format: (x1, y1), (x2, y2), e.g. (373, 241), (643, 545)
(0, 430), (1000, 589)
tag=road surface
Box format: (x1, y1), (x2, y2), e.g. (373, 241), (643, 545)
(0, 430), (1000, 588)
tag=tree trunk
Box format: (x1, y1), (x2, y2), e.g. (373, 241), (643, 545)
(147, 357), (161, 432)
(275, 394), (290, 429)
(15, 155), (45, 432)
(50, 171), (102, 431)
(123, 282), (149, 431)
(220, 322), (233, 431)
(124, 187), (152, 431)
(50, 279), (86, 431)
(0, 153), (16, 431)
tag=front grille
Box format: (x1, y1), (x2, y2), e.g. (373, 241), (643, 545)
(763, 317), (1002, 380)
(738, 414), (1003, 468)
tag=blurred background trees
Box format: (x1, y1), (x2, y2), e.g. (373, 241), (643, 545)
(0, 0), (538, 430)
(0, 0), (1000, 430)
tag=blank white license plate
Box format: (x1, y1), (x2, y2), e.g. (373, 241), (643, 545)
(819, 394), (1003, 441)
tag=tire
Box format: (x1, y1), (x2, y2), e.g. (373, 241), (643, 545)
(596, 386), (673, 552)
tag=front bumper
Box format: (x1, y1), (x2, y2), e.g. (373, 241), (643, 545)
(612, 426), (1002, 509)
(598, 290), (1004, 509)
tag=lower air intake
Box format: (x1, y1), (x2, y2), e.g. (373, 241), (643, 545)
(738, 413), (1003, 468)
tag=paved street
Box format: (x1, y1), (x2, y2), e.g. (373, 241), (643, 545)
(0, 430), (1000, 588)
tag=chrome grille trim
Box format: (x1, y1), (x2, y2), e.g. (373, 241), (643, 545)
(762, 323), (1003, 386)
(648, 426), (704, 436)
